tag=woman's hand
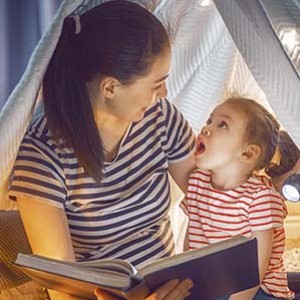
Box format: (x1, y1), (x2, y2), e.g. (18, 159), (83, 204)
(94, 278), (193, 300)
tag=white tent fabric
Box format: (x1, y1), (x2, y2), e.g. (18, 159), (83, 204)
(0, 0), (84, 209)
(167, 0), (270, 131)
(214, 0), (300, 147)
(0, 0), (297, 215)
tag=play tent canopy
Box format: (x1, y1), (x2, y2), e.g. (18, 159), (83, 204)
(0, 0), (299, 208)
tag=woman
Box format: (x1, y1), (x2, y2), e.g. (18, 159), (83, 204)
(9, 1), (195, 299)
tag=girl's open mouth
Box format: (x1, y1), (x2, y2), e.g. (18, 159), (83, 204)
(195, 139), (206, 156)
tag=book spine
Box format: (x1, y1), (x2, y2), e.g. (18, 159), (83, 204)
(124, 280), (150, 300)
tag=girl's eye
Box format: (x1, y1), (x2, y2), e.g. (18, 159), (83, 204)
(206, 118), (212, 125)
(218, 121), (228, 129)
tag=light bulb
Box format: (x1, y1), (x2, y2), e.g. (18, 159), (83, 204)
(281, 172), (300, 202)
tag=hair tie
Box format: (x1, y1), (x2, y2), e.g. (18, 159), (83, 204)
(270, 132), (281, 166)
(72, 15), (81, 35)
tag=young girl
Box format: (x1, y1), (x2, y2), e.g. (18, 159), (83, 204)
(182, 97), (300, 300)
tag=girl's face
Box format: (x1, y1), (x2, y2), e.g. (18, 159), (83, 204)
(103, 47), (171, 123)
(195, 102), (249, 171)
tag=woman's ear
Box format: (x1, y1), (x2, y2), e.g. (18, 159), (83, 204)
(99, 77), (121, 99)
(241, 144), (261, 163)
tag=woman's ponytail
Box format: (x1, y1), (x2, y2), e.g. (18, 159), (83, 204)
(43, 16), (104, 181)
(43, 1), (170, 182)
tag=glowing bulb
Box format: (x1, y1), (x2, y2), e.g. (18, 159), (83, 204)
(199, 0), (212, 7)
(281, 29), (298, 51)
(282, 184), (300, 202)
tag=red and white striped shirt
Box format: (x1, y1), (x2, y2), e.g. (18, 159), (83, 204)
(182, 169), (294, 299)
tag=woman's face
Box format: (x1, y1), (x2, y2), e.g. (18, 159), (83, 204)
(102, 47), (171, 123)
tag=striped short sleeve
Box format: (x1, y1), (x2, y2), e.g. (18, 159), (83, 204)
(160, 99), (195, 163)
(248, 187), (285, 231)
(9, 135), (67, 208)
(8, 100), (193, 266)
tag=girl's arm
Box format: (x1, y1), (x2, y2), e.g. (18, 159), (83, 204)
(17, 196), (85, 300)
(229, 229), (274, 300)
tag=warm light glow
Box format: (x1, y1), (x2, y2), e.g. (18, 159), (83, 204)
(282, 184), (300, 202)
(199, 0), (212, 7)
(281, 29), (299, 51)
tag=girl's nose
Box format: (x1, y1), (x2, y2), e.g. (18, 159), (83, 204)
(201, 126), (211, 136)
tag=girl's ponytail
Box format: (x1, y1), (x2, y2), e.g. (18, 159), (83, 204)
(265, 131), (300, 178)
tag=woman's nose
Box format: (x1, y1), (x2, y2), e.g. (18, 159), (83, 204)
(157, 82), (168, 99)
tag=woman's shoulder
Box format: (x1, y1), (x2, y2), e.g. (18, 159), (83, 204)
(25, 114), (51, 141)
(157, 98), (180, 113)
(21, 114), (61, 157)
(144, 98), (179, 116)
(140, 98), (180, 130)
(144, 98), (169, 116)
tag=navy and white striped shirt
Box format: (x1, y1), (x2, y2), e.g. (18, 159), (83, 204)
(9, 99), (195, 268)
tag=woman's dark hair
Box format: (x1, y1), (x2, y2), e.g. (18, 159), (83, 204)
(225, 97), (300, 178)
(43, 0), (170, 181)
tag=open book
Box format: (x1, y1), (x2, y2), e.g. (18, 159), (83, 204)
(14, 236), (259, 300)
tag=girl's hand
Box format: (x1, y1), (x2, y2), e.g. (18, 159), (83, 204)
(94, 278), (193, 300)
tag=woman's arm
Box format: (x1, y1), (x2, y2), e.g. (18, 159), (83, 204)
(169, 155), (196, 194)
(229, 229), (274, 300)
(17, 196), (74, 260)
(17, 196), (193, 300)
(17, 196), (85, 300)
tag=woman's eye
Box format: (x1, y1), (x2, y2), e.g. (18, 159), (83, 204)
(218, 121), (228, 129)
(153, 83), (163, 91)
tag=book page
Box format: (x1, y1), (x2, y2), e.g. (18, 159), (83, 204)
(17, 267), (131, 300)
(78, 259), (136, 276)
(15, 254), (131, 289)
